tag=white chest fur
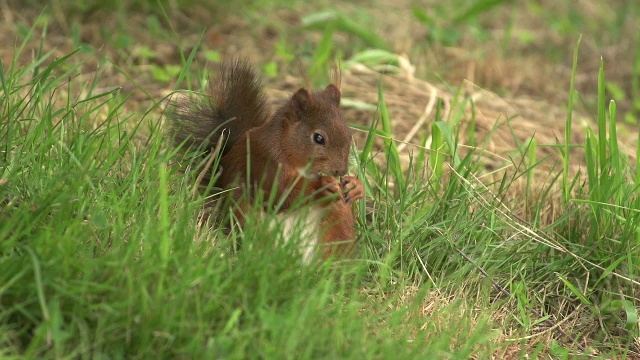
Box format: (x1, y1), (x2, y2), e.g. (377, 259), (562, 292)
(270, 205), (325, 264)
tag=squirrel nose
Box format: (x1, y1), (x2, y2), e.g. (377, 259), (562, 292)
(334, 167), (348, 177)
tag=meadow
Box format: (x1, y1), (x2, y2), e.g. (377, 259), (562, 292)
(1, 0), (639, 358)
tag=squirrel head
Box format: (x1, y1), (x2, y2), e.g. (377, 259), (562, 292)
(277, 84), (352, 178)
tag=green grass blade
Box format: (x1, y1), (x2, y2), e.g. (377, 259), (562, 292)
(358, 114), (380, 166)
(310, 23), (335, 79)
(435, 120), (460, 166)
(585, 129), (597, 197)
(468, 100), (476, 147)
(564, 36), (581, 203)
(415, 134), (428, 176)
(335, 15), (389, 51)
(608, 100), (620, 173)
(430, 120), (444, 193)
(526, 137), (537, 199)
(558, 274), (592, 306)
(597, 58), (607, 177)
(174, 30), (204, 91)
(453, 0), (512, 25)
(412, 5), (435, 27)
(302, 11), (389, 51)
(607, 300), (639, 331)
(378, 81), (404, 189)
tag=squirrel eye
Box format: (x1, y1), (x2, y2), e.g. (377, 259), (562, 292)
(313, 133), (325, 145)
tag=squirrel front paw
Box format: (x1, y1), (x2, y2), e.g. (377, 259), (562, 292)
(317, 176), (342, 199)
(340, 176), (364, 204)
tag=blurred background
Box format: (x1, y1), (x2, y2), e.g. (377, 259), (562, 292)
(3, 0), (638, 116)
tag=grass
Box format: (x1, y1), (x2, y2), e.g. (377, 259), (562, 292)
(2, 1), (640, 358)
(0, 45), (495, 357)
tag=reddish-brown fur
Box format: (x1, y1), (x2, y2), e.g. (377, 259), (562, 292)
(169, 58), (364, 260)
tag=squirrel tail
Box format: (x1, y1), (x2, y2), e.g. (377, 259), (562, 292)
(168, 58), (270, 158)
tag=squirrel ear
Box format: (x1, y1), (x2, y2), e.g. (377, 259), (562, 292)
(323, 84), (341, 105)
(290, 88), (312, 117)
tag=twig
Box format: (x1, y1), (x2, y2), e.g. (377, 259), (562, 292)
(397, 86), (438, 153)
(414, 248), (442, 297)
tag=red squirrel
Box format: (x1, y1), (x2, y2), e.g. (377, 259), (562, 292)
(168, 58), (364, 261)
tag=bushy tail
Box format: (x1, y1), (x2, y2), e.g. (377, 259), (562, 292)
(168, 58), (270, 158)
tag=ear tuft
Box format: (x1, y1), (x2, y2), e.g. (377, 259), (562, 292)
(330, 61), (341, 89)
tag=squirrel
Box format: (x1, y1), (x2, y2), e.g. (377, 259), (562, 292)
(168, 58), (364, 262)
